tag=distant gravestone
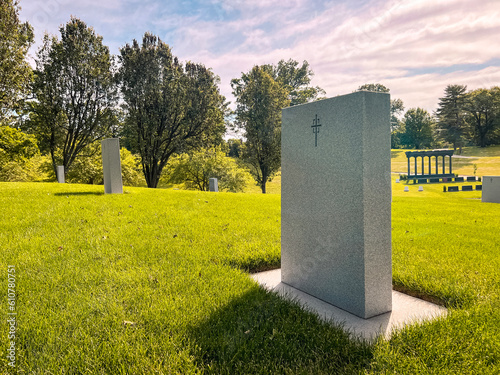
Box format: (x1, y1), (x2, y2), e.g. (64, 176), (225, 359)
(209, 178), (219, 192)
(418, 186), (424, 192)
(482, 176), (500, 203)
(101, 138), (123, 194)
(404, 186), (409, 192)
(281, 91), (391, 319)
(56, 165), (65, 183)
(395, 179), (400, 183)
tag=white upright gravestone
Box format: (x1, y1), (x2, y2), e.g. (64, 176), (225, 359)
(281, 91), (392, 319)
(101, 138), (123, 194)
(482, 176), (500, 203)
(56, 165), (65, 183)
(209, 178), (219, 192)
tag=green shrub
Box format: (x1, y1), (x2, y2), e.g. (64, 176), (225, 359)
(165, 146), (253, 192)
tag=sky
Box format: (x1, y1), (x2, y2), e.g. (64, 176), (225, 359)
(18, 0), (500, 115)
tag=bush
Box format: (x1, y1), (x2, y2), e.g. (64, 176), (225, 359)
(66, 143), (144, 186)
(166, 147), (253, 192)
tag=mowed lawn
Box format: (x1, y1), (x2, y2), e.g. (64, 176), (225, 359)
(1, 181), (499, 374)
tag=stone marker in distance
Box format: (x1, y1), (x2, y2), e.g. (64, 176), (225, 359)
(482, 176), (500, 203)
(101, 138), (123, 194)
(56, 165), (65, 183)
(281, 91), (392, 319)
(209, 178), (219, 192)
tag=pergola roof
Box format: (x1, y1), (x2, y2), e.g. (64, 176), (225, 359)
(405, 149), (454, 158)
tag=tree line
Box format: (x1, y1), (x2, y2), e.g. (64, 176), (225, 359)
(360, 84), (500, 151)
(2, 1), (499, 193)
(0, 2), (323, 193)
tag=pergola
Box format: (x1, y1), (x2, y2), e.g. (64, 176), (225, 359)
(405, 150), (455, 179)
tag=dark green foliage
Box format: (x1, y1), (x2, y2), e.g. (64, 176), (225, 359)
(166, 146), (252, 192)
(118, 33), (226, 188)
(232, 66), (290, 193)
(465, 87), (500, 148)
(226, 138), (243, 158)
(262, 59), (326, 106)
(0, 0), (34, 123)
(436, 84), (468, 151)
(357, 83), (390, 93)
(28, 17), (116, 177)
(400, 108), (434, 149)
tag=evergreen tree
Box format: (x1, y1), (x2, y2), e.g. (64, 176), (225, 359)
(435, 84), (467, 151)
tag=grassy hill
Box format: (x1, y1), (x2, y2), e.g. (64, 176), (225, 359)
(1, 182), (499, 373)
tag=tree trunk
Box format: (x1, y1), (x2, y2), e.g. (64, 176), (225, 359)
(261, 181), (266, 194)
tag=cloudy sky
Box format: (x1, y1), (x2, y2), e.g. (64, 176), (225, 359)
(19, 0), (500, 113)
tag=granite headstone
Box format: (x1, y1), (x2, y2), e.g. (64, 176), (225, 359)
(101, 138), (123, 194)
(281, 91), (392, 319)
(56, 165), (65, 184)
(482, 176), (500, 203)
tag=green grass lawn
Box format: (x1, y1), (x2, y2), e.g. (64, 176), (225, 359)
(1, 182), (499, 373)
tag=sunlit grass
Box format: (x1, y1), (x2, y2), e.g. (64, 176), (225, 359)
(0, 182), (499, 373)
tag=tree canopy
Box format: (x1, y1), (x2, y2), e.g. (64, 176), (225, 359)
(401, 108), (434, 149)
(118, 33), (226, 188)
(435, 84), (468, 151)
(262, 59), (325, 106)
(0, 0), (34, 123)
(465, 87), (500, 148)
(167, 146), (252, 192)
(232, 65), (290, 193)
(28, 17), (116, 177)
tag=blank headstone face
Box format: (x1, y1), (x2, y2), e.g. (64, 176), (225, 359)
(56, 165), (65, 184)
(281, 91), (392, 319)
(101, 138), (123, 194)
(482, 176), (500, 203)
(209, 178), (219, 192)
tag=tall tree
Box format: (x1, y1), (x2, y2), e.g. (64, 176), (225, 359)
(435, 84), (467, 151)
(232, 66), (290, 193)
(28, 17), (116, 177)
(0, 0), (34, 123)
(118, 33), (226, 188)
(400, 108), (434, 149)
(261, 59), (325, 106)
(464, 87), (500, 148)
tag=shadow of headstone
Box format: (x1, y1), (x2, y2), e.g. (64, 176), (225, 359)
(187, 286), (373, 374)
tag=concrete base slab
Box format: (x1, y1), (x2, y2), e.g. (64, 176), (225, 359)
(251, 269), (447, 341)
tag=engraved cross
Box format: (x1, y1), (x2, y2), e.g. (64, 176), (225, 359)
(311, 114), (321, 147)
